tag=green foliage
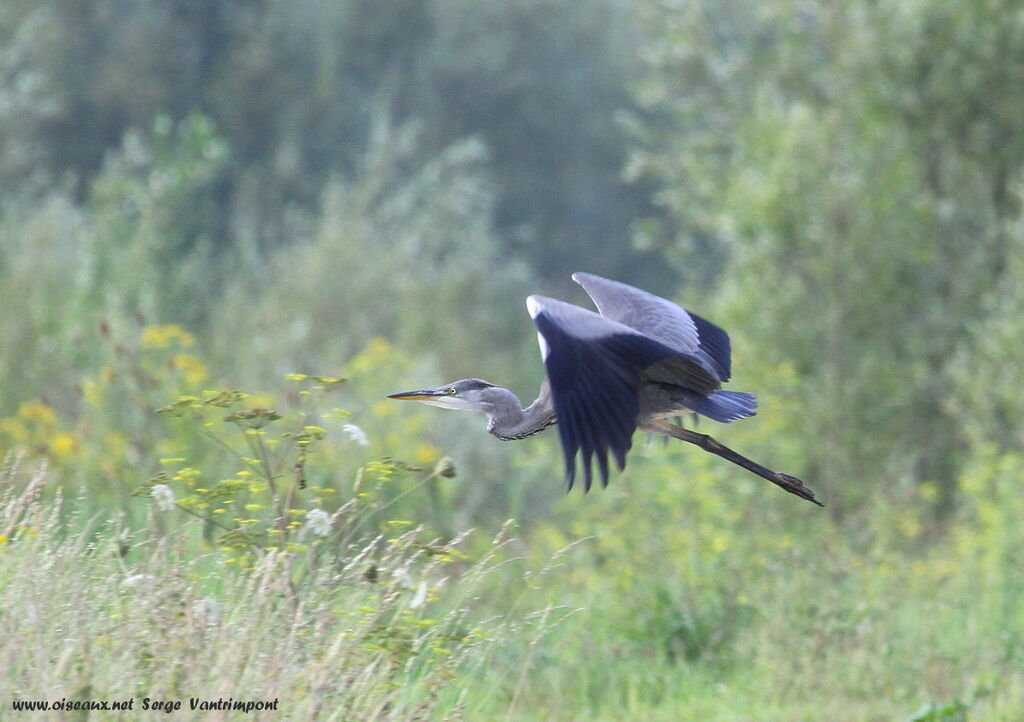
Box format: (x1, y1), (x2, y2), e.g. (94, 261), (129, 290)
(0, 114), (229, 413)
(145, 372), (474, 570)
(949, 250), (1024, 452)
(86, 113), (232, 328)
(907, 700), (970, 722)
(207, 126), (537, 393)
(455, 440), (1024, 720)
(631, 0), (1024, 510)
(0, 457), (542, 720)
(0, 0), (663, 284)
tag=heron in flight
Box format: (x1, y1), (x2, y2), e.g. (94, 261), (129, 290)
(389, 272), (821, 506)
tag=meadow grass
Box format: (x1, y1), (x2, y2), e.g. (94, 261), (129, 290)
(2, 325), (1024, 721)
(4, 432), (1024, 721)
(447, 446), (1024, 721)
(0, 455), (561, 721)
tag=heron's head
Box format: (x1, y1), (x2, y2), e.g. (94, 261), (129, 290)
(387, 378), (498, 413)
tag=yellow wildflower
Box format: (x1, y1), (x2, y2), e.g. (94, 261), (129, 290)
(170, 354), (208, 385)
(0, 417), (28, 444)
(49, 432), (80, 460)
(18, 400), (56, 425)
(415, 443), (440, 465)
(140, 324), (195, 349)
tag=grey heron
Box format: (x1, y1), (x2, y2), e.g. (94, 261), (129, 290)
(389, 272), (821, 506)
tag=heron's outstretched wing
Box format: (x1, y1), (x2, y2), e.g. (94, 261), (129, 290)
(527, 295), (719, 491)
(572, 272), (733, 381)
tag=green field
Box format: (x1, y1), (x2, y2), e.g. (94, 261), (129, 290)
(4, 360), (1024, 720)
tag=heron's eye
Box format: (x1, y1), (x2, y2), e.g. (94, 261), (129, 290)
(446, 387), (457, 395)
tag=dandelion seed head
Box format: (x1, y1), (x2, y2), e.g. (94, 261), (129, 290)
(304, 508), (331, 537)
(151, 484), (175, 512)
(341, 423), (369, 447)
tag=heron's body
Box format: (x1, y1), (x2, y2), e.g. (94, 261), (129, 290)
(389, 272), (821, 505)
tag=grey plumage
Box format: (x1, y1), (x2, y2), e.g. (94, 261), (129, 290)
(388, 272), (821, 506)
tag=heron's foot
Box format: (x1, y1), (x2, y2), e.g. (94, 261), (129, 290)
(772, 472), (824, 507)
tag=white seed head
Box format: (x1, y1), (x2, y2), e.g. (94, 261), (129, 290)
(151, 484), (175, 512)
(122, 573), (156, 590)
(304, 508), (332, 538)
(192, 597), (222, 625)
(341, 423), (369, 447)
(410, 580), (428, 609)
(393, 566), (414, 589)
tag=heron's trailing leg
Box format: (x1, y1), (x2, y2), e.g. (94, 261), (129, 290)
(644, 420), (823, 506)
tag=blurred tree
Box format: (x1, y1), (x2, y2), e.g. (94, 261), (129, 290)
(631, 0), (1024, 513)
(0, 114), (230, 411)
(423, 0), (670, 286)
(950, 246), (1024, 455)
(210, 121), (536, 390)
(0, 0), (668, 286)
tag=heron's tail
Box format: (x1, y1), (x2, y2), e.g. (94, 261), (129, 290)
(683, 390), (757, 423)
